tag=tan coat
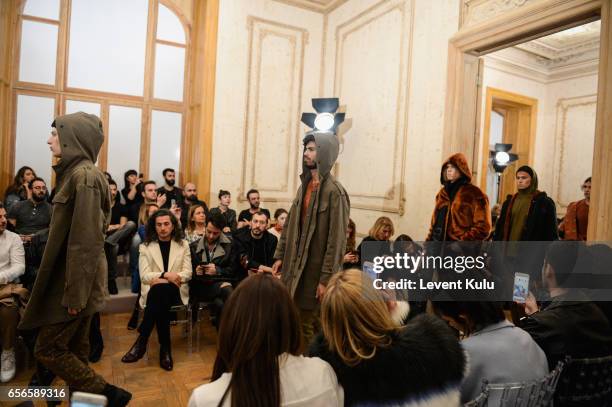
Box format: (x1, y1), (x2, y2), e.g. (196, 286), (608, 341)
(20, 112), (110, 330)
(139, 240), (192, 308)
(275, 132), (350, 310)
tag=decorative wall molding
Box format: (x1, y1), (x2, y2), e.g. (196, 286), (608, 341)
(331, 0), (413, 214)
(461, 0), (541, 27)
(271, 0), (349, 14)
(551, 94), (597, 212)
(239, 16), (307, 203)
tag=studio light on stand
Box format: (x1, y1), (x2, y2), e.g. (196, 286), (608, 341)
(490, 143), (518, 203)
(301, 98), (345, 134)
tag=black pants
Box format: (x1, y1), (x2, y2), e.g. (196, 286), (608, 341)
(88, 312), (103, 350)
(104, 221), (137, 281)
(138, 284), (182, 348)
(190, 281), (233, 327)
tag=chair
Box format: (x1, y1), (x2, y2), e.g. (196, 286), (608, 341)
(555, 354), (612, 406)
(481, 358), (566, 407)
(169, 304), (193, 355)
(194, 301), (213, 352)
(464, 387), (489, 407)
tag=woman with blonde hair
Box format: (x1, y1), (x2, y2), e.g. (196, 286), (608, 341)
(356, 216), (394, 266)
(309, 269), (466, 406)
(185, 204), (206, 243)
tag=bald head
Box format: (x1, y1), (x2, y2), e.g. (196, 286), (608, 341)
(184, 182), (198, 201)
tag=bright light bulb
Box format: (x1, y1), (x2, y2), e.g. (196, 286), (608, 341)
(314, 113), (334, 131)
(495, 151), (510, 164)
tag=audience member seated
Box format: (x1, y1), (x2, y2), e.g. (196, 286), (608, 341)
(3, 166), (36, 211)
(127, 180), (165, 224)
(189, 213), (234, 328)
(185, 204), (207, 244)
(342, 218), (359, 269)
(237, 189), (270, 229)
(188, 273), (343, 407)
(232, 211), (277, 281)
(309, 269), (466, 407)
(105, 180), (137, 294)
(356, 216), (394, 266)
(0, 202), (26, 383)
(182, 183), (208, 226)
(157, 168), (183, 209)
(209, 190), (237, 234)
(518, 241), (612, 370)
(7, 177), (51, 241)
(121, 209), (192, 371)
(121, 169), (142, 210)
(268, 208), (287, 239)
(435, 300), (548, 403)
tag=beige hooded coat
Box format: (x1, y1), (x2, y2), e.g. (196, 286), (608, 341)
(19, 112), (110, 330)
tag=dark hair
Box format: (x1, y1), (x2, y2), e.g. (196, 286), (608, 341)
(123, 169), (138, 190)
(207, 212), (227, 230)
(273, 208), (288, 220)
(5, 166), (36, 198)
(545, 241), (581, 288)
(142, 180), (156, 190)
(144, 209), (183, 244)
(108, 179), (117, 188)
(212, 273), (302, 407)
(28, 177), (46, 190)
(246, 189), (259, 200)
(434, 301), (505, 337)
(103, 171), (114, 183)
(346, 218), (356, 253)
(0, 202), (4, 210)
(162, 168), (175, 177)
(303, 133), (315, 146)
(395, 234), (413, 242)
(584, 177), (592, 184)
(218, 189), (231, 199)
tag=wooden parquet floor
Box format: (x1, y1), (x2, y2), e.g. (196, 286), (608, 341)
(6, 312), (218, 407)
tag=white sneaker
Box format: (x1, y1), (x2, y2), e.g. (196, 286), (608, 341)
(1, 349), (16, 383)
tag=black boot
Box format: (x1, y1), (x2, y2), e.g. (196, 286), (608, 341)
(102, 384), (132, 407)
(127, 306), (139, 330)
(159, 346), (173, 371)
(121, 335), (148, 363)
(108, 278), (118, 295)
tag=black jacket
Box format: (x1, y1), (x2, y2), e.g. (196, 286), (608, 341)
(209, 207), (238, 233)
(189, 233), (234, 282)
(494, 191), (558, 241)
(231, 227), (277, 281)
(519, 291), (612, 370)
(308, 314), (465, 407)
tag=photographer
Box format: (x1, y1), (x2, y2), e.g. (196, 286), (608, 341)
(189, 212), (234, 328)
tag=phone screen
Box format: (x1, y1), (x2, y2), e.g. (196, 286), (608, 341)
(362, 261), (377, 281)
(513, 272), (530, 303)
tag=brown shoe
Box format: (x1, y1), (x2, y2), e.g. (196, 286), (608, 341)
(121, 335), (148, 363)
(159, 347), (173, 371)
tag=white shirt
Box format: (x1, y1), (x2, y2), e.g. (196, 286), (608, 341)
(188, 353), (343, 407)
(0, 230), (25, 284)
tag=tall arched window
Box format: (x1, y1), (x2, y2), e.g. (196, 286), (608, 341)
(12, 0), (189, 186)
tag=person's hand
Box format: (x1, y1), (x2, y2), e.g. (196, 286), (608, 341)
(524, 292), (539, 315)
(343, 253), (358, 264)
(222, 226), (231, 233)
(151, 278), (169, 286)
(240, 255), (249, 269)
(258, 265), (274, 274)
(67, 307), (81, 316)
(195, 265), (205, 276)
(316, 283), (327, 301)
(272, 259), (282, 275)
(170, 204), (182, 220)
(165, 272), (182, 287)
(20, 235), (33, 243)
(248, 268), (258, 277)
(156, 193), (167, 207)
(204, 264), (217, 276)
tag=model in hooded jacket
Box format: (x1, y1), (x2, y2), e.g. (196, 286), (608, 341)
(18, 112), (131, 405)
(272, 131), (350, 340)
(426, 153), (491, 242)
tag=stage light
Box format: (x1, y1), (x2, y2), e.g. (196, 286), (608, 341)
(489, 143), (519, 202)
(301, 97), (345, 133)
(494, 151), (510, 165)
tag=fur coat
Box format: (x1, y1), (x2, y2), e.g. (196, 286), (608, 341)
(308, 314), (466, 407)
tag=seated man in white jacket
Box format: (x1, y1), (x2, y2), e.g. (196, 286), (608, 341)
(0, 202), (25, 382)
(188, 273), (343, 407)
(121, 208), (192, 371)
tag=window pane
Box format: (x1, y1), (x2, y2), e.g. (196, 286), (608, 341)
(149, 110), (181, 186)
(67, 0), (147, 96)
(107, 106), (141, 184)
(15, 95), (55, 186)
(153, 44), (185, 101)
(19, 21), (58, 85)
(65, 100), (101, 117)
(157, 4), (185, 44)
(23, 0), (60, 20)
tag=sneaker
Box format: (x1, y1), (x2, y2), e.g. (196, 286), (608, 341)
(1, 349), (16, 383)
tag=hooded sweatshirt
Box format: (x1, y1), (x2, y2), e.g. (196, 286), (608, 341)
(509, 166), (539, 241)
(274, 131), (350, 310)
(20, 112), (111, 330)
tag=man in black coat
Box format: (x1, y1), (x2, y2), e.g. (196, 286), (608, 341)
(232, 211), (277, 282)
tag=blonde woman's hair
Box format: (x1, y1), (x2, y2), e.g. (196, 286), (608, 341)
(368, 216), (395, 240)
(320, 269), (397, 366)
(138, 203), (159, 226)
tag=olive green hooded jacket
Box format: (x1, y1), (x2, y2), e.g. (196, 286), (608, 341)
(19, 112), (110, 330)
